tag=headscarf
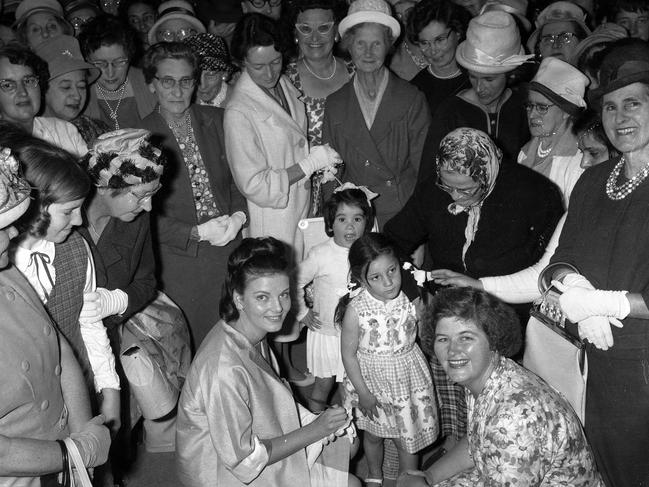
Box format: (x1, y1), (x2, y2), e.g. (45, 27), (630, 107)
(436, 128), (501, 269)
(0, 148), (31, 228)
(84, 129), (165, 188)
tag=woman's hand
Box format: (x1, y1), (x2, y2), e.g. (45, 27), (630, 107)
(358, 392), (381, 420)
(80, 288), (128, 323)
(100, 388), (121, 437)
(198, 212), (246, 246)
(429, 269), (483, 289)
(312, 406), (350, 439)
(300, 309), (322, 330)
(70, 415), (111, 468)
(298, 144), (342, 178)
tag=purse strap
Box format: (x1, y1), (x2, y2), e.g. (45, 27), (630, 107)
(63, 438), (93, 487)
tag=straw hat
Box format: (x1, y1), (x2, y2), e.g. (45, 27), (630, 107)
(526, 1), (591, 52)
(147, 0), (206, 45)
(528, 57), (588, 115)
(456, 11), (533, 74)
(34, 35), (100, 83)
(338, 0), (401, 39)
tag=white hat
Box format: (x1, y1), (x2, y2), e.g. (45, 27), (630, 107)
(0, 149), (30, 229)
(338, 0), (401, 39)
(456, 11), (533, 74)
(480, 0), (531, 33)
(527, 1), (591, 53)
(529, 56), (588, 115)
(147, 0), (206, 46)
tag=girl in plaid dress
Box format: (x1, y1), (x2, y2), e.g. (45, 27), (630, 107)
(339, 233), (438, 485)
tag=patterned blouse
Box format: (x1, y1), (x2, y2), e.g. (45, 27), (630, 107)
(437, 357), (604, 486)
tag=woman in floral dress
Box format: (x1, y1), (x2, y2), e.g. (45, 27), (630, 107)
(398, 287), (604, 487)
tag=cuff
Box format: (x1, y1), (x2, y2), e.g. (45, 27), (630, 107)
(230, 435), (269, 483)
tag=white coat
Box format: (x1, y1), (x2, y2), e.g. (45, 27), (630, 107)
(225, 71), (310, 261)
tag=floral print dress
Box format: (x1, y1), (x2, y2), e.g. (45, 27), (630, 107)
(437, 357), (604, 486)
(342, 289), (438, 453)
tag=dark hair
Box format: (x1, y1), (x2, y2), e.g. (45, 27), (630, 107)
(0, 45), (50, 95)
(118, 0), (160, 23)
(334, 232), (398, 324)
(220, 237), (291, 322)
(286, 0), (348, 26)
(142, 42), (200, 83)
(572, 109), (620, 160)
(607, 0), (648, 19)
(340, 22), (395, 53)
(0, 122), (90, 237)
(421, 287), (521, 358)
(78, 15), (138, 61)
(230, 13), (288, 63)
(406, 0), (470, 45)
(15, 13), (73, 46)
(323, 188), (374, 237)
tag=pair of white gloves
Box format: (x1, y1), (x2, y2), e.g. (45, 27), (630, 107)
(552, 273), (630, 350)
(80, 288), (128, 324)
(197, 211), (247, 246)
(298, 144), (342, 183)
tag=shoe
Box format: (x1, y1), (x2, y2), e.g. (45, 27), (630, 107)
(288, 371), (315, 387)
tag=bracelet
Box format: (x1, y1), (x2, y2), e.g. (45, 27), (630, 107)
(56, 439), (69, 486)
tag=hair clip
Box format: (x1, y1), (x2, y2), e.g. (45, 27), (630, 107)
(334, 182), (378, 205)
(345, 280), (363, 299)
(402, 262), (432, 287)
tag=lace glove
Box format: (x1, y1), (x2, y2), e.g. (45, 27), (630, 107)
(298, 144), (342, 179)
(80, 288), (128, 323)
(70, 415), (111, 468)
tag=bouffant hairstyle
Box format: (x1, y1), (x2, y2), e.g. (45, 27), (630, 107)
(230, 13), (288, 63)
(78, 15), (139, 61)
(406, 0), (471, 46)
(0, 123), (90, 238)
(323, 188), (374, 237)
(422, 286), (522, 358)
(142, 41), (200, 84)
(0, 45), (50, 95)
(220, 237), (291, 322)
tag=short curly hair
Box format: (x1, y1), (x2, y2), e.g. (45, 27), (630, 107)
(142, 42), (200, 84)
(405, 0), (471, 46)
(0, 45), (50, 95)
(421, 287), (522, 358)
(230, 13), (288, 63)
(78, 15), (139, 61)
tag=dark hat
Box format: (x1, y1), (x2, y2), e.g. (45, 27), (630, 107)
(183, 33), (236, 75)
(589, 40), (649, 104)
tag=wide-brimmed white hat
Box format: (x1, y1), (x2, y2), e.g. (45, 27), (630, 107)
(528, 57), (588, 115)
(338, 0), (401, 39)
(527, 1), (591, 53)
(456, 11), (533, 74)
(147, 0), (206, 46)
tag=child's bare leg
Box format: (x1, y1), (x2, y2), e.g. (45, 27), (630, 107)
(363, 431), (384, 481)
(308, 376), (336, 412)
(395, 441), (418, 474)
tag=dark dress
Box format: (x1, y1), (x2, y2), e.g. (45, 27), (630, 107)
(416, 87), (529, 184)
(410, 68), (470, 117)
(384, 163), (564, 440)
(140, 104), (247, 349)
(551, 157), (649, 487)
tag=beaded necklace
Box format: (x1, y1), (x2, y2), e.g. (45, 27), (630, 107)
(605, 155), (649, 200)
(97, 80), (127, 130)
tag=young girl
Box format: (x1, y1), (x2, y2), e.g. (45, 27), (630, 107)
(340, 233), (437, 484)
(296, 184), (375, 412)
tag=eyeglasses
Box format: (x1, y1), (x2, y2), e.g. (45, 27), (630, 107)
(154, 76), (196, 90)
(0, 75), (39, 93)
(247, 0), (281, 7)
(539, 32), (577, 47)
(295, 21), (335, 36)
(129, 185), (160, 205)
(69, 16), (94, 30)
(417, 30), (454, 51)
(27, 21), (62, 37)
(90, 58), (129, 70)
(524, 102), (555, 115)
(435, 178), (481, 197)
(157, 28), (198, 42)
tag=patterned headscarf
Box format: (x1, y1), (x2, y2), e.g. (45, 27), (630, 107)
(436, 128), (502, 268)
(0, 148), (31, 228)
(84, 129), (165, 188)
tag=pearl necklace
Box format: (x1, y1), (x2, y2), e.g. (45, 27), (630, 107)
(427, 65), (462, 79)
(537, 140), (553, 158)
(605, 155), (649, 200)
(302, 58), (336, 81)
(97, 80), (127, 130)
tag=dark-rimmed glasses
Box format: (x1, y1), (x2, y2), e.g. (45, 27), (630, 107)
(248, 0), (281, 7)
(435, 178), (481, 197)
(153, 76), (196, 90)
(524, 102), (555, 115)
(539, 32), (577, 47)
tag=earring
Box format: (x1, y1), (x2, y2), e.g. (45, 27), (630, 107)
(295, 37), (299, 44)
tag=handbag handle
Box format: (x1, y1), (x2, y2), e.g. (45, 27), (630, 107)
(63, 438), (93, 487)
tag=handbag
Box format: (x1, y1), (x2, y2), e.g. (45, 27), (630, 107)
(523, 263), (588, 423)
(119, 291), (191, 420)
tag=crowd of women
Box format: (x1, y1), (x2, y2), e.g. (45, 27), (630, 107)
(0, 0), (647, 485)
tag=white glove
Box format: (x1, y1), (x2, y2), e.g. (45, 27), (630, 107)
(207, 212), (246, 246)
(80, 288), (128, 323)
(70, 415), (111, 468)
(561, 272), (594, 289)
(197, 216), (229, 242)
(552, 280), (631, 323)
(319, 164), (339, 183)
(577, 315), (624, 351)
(298, 144), (342, 178)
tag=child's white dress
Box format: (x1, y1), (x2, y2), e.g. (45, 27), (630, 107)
(296, 237), (349, 381)
(342, 289), (438, 453)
